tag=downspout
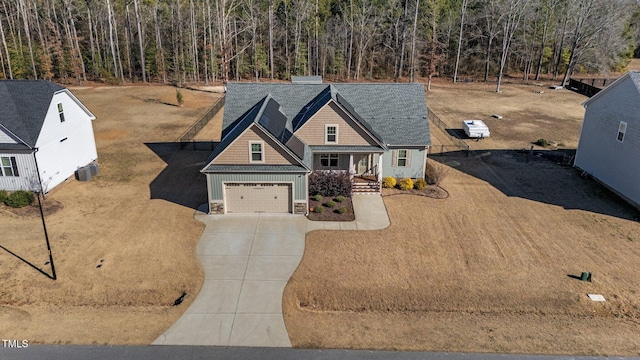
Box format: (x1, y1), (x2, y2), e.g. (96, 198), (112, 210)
(33, 148), (45, 198)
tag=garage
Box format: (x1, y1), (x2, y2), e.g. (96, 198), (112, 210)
(224, 183), (292, 213)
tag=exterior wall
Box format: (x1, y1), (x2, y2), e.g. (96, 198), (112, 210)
(381, 148), (427, 179)
(207, 172), (307, 201)
(213, 126), (298, 165)
(0, 128), (18, 143)
(312, 153), (350, 171)
(295, 102), (379, 146)
(35, 91), (97, 192)
(0, 151), (38, 191)
(574, 75), (640, 207)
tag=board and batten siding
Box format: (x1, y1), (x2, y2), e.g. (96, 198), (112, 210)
(295, 102), (379, 146)
(0, 151), (38, 190)
(381, 148), (427, 179)
(575, 75), (640, 207)
(213, 126), (299, 165)
(35, 91), (97, 192)
(207, 173), (307, 201)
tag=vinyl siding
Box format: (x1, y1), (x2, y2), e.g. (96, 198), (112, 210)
(212, 126), (299, 165)
(381, 148), (427, 179)
(295, 101), (379, 146)
(0, 128), (18, 144)
(0, 151), (37, 190)
(35, 91), (97, 192)
(208, 172), (307, 201)
(574, 75), (640, 207)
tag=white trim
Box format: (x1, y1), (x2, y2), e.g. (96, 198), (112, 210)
(396, 149), (409, 167)
(222, 181), (294, 214)
(56, 89), (96, 120)
(205, 174), (212, 213)
(325, 124), (338, 144)
(248, 140), (265, 163)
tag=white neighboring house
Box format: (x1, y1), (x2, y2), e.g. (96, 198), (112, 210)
(574, 71), (640, 209)
(0, 80), (97, 193)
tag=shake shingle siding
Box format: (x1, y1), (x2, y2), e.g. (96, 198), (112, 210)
(575, 72), (640, 208)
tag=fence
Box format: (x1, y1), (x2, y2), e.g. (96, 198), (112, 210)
(568, 78), (618, 97)
(179, 96), (225, 150)
(427, 108), (470, 156)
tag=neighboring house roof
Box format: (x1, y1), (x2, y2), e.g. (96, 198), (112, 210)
(0, 80), (66, 148)
(201, 94), (311, 173)
(222, 83), (431, 146)
(582, 71), (640, 108)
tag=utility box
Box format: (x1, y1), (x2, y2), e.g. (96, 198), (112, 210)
(462, 120), (490, 138)
(87, 163), (99, 177)
(75, 167), (92, 181)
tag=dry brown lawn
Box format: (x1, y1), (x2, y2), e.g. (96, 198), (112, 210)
(283, 79), (640, 355)
(0, 85), (221, 344)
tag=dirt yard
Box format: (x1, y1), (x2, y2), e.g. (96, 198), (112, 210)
(283, 79), (640, 355)
(0, 85), (221, 344)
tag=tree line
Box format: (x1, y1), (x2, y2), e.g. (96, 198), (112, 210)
(1, 0), (637, 90)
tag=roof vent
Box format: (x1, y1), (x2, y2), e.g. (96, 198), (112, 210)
(291, 76), (322, 84)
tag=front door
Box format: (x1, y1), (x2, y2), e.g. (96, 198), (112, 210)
(357, 155), (369, 174)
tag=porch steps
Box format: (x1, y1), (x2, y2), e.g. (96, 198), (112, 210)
(352, 181), (380, 194)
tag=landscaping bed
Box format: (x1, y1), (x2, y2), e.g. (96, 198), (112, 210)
(307, 196), (355, 222)
(382, 186), (448, 199)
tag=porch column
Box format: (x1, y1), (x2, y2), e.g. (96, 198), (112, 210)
(377, 153), (383, 182)
(349, 153), (354, 177)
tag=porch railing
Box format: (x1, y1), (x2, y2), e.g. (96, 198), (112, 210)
(362, 164), (379, 178)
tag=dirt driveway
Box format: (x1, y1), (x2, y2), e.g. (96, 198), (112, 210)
(0, 85), (220, 344)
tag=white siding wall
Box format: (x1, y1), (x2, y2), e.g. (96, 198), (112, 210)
(35, 91), (97, 192)
(0, 128), (18, 143)
(0, 152), (38, 190)
(575, 75), (640, 207)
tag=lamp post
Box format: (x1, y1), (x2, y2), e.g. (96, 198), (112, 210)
(33, 188), (56, 280)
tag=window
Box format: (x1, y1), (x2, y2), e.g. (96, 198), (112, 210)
(320, 154), (339, 167)
(617, 121), (627, 142)
(0, 156), (18, 177)
(325, 125), (337, 143)
(393, 149), (411, 167)
(249, 141), (264, 163)
(58, 103), (65, 122)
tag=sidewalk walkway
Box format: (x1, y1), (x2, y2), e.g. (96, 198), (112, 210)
(153, 194), (390, 347)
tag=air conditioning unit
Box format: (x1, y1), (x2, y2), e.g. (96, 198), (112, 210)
(75, 167), (92, 181)
(87, 163), (99, 176)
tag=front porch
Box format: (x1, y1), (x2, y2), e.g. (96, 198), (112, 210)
(309, 146), (383, 194)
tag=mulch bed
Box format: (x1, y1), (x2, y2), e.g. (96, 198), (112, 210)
(307, 196), (355, 221)
(0, 198), (63, 217)
(381, 185), (449, 199)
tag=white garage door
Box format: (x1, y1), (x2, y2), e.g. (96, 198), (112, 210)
(225, 183), (291, 213)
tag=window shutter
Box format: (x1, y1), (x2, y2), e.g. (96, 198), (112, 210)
(405, 150), (411, 167)
(10, 157), (18, 176)
(391, 150), (397, 167)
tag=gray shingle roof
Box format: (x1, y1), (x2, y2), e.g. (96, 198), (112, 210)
(223, 83), (430, 146)
(0, 80), (65, 147)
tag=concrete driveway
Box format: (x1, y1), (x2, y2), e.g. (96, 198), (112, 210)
(153, 194), (389, 347)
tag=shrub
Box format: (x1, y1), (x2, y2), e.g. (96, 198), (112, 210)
(338, 207), (347, 214)
(335, 195), (345, 203)
(313, 194), (323, 202)
(313, 205), (324, 213)
(308, 170), (352, 197)
(176, 89), (184, 106)
(5, 190), (35, 208)
(0, 190), (7, 203)
(382, 176), (397, 188)
(325, 201), (336, 208)
(425, 162), (449, 185)
(398, 178), (414, 190)
(535, 138), (549, 147)
(414, 178), (427, 190)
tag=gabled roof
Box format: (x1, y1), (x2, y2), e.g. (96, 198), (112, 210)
(223, 83), (430, 146)
(201, 94), (311, 173)
(582, 71), (640, 108)
(0, 80), (66, 148)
